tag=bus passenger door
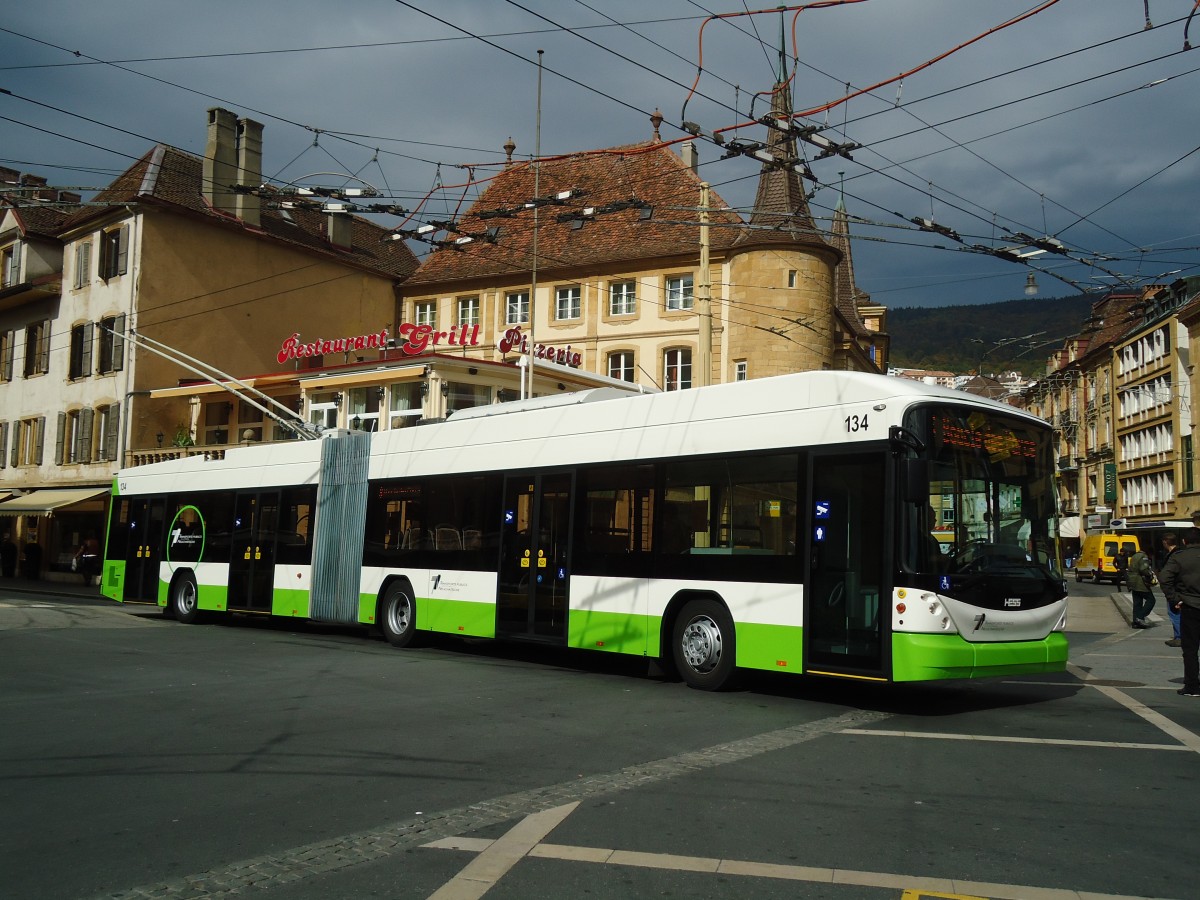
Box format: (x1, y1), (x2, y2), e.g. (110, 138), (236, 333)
(497, 472), (573, 641)
(227, 491), (280, 613)
(124, 498), (167, 603)
(805, 453), (887, 678)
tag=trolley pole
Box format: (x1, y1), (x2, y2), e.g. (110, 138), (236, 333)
(698, 182), (713, 387)
(527, 50), (544, 401)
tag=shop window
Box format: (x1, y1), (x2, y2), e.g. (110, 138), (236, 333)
(236, 400), (264, 443)
(348, 386), (383, 432)
(307, 393), (339, 432)
(389, 382), (422, 428)
(204, 401), (233, 445)
(447, 382), (491, 416)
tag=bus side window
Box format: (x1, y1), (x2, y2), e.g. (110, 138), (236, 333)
(580, 464), (655, 555)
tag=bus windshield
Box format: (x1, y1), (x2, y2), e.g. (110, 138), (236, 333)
(902, 405), (1065, 608)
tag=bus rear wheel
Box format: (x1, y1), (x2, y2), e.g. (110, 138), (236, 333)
(171, 573), (200, 624)
(672, 599), (737, 691)
(380, 582), (417, 648)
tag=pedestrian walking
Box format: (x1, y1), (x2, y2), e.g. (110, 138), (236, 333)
(73, 531), (101, 586)
(1157, 527), (1200, 697)
(1114, 545), (1131, 589)
(1127, 544), (1157, 629)
(1161, 532), (1182, 647)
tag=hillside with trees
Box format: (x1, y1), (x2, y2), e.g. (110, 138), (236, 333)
(886, 294), (1095, 377)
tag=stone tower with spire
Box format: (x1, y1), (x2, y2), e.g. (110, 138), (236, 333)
(723, 35), (883, 378)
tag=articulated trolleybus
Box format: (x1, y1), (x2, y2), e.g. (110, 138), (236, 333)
(102, 371), (1068, 689)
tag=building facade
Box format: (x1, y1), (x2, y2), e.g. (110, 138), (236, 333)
(1025, 280), (1200, 547)
(0, 109), (417, 580)
(399, 104), (886, 392)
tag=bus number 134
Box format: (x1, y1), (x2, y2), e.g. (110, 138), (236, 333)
(844, 413), (869, 433)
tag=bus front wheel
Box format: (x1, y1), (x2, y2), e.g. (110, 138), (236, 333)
(380, 582), (417, 648)
(672, 599), (737, 691)
(171, 573), (200, 624)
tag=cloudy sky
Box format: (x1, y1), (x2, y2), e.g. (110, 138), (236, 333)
(3, 0), (1198, 308)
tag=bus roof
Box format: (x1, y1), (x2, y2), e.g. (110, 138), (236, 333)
(115, 371), (1042, 494)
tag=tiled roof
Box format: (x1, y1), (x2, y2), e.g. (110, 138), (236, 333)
(3, 202), (73, 238)
(406, 141), (745, 286)
(828, 201), (872, 338)
(59, 146), (418, 280)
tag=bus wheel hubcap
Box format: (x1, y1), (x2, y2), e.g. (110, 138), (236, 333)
(681, 616), (722, 673)
(389, 598), (410, 633)
(179, 583), (195, 612)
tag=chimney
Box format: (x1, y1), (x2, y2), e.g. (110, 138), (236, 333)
(680, 141), (698, 173)
(203, 107), (238, 215)
(328, 212), (353, 250)
(235, 117), (263, 227)
(22, 174), (55, 202)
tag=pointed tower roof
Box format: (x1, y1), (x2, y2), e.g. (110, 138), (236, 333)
(829, 195), (873, 338)
(733, 78), (832, 256)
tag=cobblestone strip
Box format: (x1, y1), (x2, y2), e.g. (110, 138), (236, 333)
(96, 707), (890, 899)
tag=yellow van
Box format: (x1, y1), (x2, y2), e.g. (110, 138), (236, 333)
(1074, 533), (1140, 583)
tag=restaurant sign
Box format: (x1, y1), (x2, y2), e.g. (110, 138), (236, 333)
(277, 323), (482, 364)
(498, 327), (582, 368)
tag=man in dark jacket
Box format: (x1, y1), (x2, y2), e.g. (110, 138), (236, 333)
(1158, 527), (1200, 696)
(1126, 545), (1156, 628)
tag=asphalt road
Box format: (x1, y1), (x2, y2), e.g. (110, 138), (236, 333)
(0, 581), (1195, 900)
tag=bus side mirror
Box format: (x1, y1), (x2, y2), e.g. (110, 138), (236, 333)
(902, 458), (930, 504)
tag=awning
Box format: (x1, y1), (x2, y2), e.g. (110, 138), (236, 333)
(0, 487), (109, 517)
(1059, 515), (1080, 539)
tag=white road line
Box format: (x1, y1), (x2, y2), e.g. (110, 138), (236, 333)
(840, 729), (1189, 752)
(428, 802), (579, 900)
(1069, 661), (1200, 754)
(423, 837), (1158, 900)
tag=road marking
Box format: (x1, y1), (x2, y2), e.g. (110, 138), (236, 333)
(423, 836), (1150, 899)
(840, 728), (1189, 752)
(94, 708), (890, 899)
(428, 802), (578, 900)
(1069, 661), (1200, 754)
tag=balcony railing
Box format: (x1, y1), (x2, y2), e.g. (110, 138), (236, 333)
(126, 445), (227, 468)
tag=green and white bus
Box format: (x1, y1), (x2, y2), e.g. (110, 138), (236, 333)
(101, 371), (1068, 690)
